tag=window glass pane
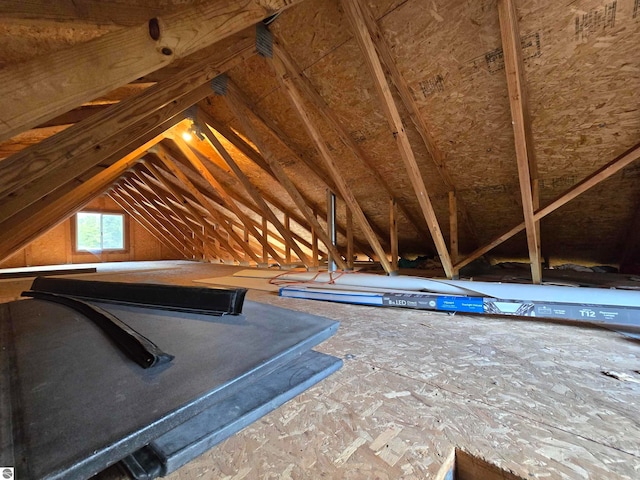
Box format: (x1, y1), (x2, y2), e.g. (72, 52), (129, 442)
(102, 214), (124, 249)
(77, 212), (101, 250)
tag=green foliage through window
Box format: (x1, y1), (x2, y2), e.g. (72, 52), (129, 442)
(77, 212), (124, 251)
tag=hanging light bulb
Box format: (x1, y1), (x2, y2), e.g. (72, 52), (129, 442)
(182, 131), (193, 142)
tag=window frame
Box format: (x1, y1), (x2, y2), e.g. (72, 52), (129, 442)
(72, 210), (129, 254)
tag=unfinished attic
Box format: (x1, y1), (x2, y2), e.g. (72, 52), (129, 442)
(1, 0), (639, 479)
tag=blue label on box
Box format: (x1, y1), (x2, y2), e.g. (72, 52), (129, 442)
(436, 296), (484, 313)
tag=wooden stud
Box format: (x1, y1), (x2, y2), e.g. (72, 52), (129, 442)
(455, 143), (640, 270)
(262, 217), (269, 265)
(220, 90), (349, 270)
(284, 214), (292, 264)
(498, 0), (541, 284)
(0, 0), (302, 140)
(312, 210), (319, 268)
(346, 208), (354, 270)
(271, 54), (394, 274)
(341, 0), (453, 278)
(170, 135), (285, 265)
(390, 198), (399, 272)
(154, 145), (262, 263)
(199, 123), (311, 266)
(449, 191), (459, 266)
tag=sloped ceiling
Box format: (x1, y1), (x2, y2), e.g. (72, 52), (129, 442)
(0, 0), (638, 278)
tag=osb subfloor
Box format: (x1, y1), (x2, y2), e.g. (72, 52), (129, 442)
(2, 260), (640, 479)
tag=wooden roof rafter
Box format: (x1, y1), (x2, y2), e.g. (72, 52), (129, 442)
(221, 84), (351, 270)
(0, 0), (177, 26)
(0, 147), (151, 262)
(143, 162), (320, 260)
(272, 40), (433, 243)
(225, 81), (391, 255)
(125, 171), (220, 260)
(110, 186), (192, 259)
(0, 112), (183, 230)
(0, 30), (256, 223)
(130, 166), (223, 259)
(341, 0), (452, 277)
(224, 80), (334, 191)
(345, 0), (480, 252)
(197, 121), (311, 266)
(116, 180), (201, 257)
(195, 106), (363, 256)
(153, 144), (263, 263)
(270, 53), (395, 274)
(170, 134), (287, 265)
(0, 0), (302, 141)
(108, 190), (184, 258)
(141, 159), (245, 262)
(498, 0), (542, 284)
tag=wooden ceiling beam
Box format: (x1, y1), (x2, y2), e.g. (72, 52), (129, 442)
(498, 0), (542, 284)
(271, 54), (394, 274)
(153, 145), (262, 263)
(273, 42), (432, 242)
(222, 89), (349, 270)
(342, 0), (453, 278)
(0, 35), (254, 220)
(0, 0), (302, 141)
(170, 135), (286, 265)
(199, 124), (310, 265)
(456, 143), (640, 270)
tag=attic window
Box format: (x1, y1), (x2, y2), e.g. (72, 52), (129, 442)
(76, 212), (125, 252)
